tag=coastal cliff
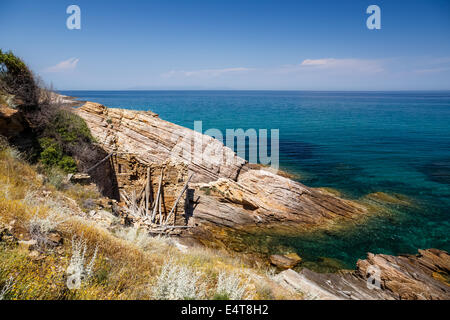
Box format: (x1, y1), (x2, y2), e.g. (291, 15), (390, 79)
(75, 102), (368, 232)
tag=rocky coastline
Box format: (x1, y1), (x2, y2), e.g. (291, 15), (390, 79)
(3, 93), (448, 299)
(75, 102), (368, 231)
(72, 101), (450, 299)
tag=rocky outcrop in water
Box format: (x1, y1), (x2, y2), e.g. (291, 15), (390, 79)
(275, 249), (450, 300)
(75, 102), (368, 231)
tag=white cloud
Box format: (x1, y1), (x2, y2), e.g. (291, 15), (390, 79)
(299, 58), (384, 73)
(44, 57), (79, 73)
(412, 57), (450, 74)
(413, 67), (450, 74)
(162, 67), (250, 78)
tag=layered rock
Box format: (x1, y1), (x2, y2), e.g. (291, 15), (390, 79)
(75, 102), (368, 231)
(75, 102), (245, 183)
(276, 249), (450, 300)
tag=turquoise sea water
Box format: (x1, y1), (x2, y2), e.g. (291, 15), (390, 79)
(61, 90), (450, 268)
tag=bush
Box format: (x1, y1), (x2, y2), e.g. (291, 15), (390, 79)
(66, 236), (98, 289)
(40, 144), (62, 167)
(1, 50), (104, 179)
(38, 138), (77, 174)
(59, 156), (77, 174)
(214, 271), (246, 300)
(49, 109), (93, 144)
(0, 277), (14, 300)
(153, 262), (205, 300)
(46, 167), (69, 190)
(0, 49), (38, 107)
(28, 211), (63, 250)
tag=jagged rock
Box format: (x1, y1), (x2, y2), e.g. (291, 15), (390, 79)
(96, 198), (112, 209)
(270, 254), (301, 269)
(356, 248), (450, 299)
(29, 250), (45, 261)
(276, 249), (450, 300)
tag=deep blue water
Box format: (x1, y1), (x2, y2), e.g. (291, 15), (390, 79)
(61, 90), (450, 268)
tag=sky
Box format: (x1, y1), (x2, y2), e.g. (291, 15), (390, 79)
(1, 0), (450, 90)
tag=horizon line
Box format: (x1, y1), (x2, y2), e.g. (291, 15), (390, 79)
(58, 89), (450, 92)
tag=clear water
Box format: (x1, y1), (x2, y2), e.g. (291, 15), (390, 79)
(61, 90), (450, 268)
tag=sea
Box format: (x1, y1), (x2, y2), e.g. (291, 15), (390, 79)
(61, 90), (450, 269)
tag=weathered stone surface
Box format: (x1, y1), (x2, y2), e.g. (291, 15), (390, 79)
(47, 232), (63, 245)
(285, 253), (302, 264)
(75, 102), (368, 231)
(356, 248), (450, 299)
(193, 168), (367, 228)
(276, 249), (450, 300)
(270, 254), (301, 269)
(75, 102), (246, 183)
(69, 173), (91, 184)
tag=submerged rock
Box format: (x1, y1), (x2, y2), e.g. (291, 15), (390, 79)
(270, 253), (302, 269)
(363, 192), (414, 207)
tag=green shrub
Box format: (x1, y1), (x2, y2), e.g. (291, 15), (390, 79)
(49, 110), (93, 144)
(58, 156), (77, 174)
(38, 138), (77, 174)
(39, 144), (63, 168)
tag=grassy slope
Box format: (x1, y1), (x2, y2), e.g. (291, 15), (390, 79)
(0, 145), (300, 300)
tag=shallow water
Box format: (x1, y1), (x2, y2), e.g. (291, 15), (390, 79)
(62, 90), (450, 269)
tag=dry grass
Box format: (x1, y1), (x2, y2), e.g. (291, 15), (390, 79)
(0, 144), (300, 300)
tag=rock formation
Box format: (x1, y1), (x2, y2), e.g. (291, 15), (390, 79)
(0, 104), (26, 138)
(275, 249), (450, 300)
(75, 102), (245, 183)
(75, 102), (368, 232)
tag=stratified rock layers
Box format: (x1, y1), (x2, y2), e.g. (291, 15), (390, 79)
(75, 102), (367, 230)
(276, 249), (450, 300)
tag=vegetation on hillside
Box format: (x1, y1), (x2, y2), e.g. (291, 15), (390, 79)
(0, 49), (38, 108)
(0, 50), (101, 175)
(0, 50), (301, 300)
(0, 142), (296, 300)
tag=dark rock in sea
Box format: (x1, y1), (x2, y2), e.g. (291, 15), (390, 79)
(419, 159), (450, 185)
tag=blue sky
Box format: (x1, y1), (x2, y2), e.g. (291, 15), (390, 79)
(1, 0), (450, 90)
